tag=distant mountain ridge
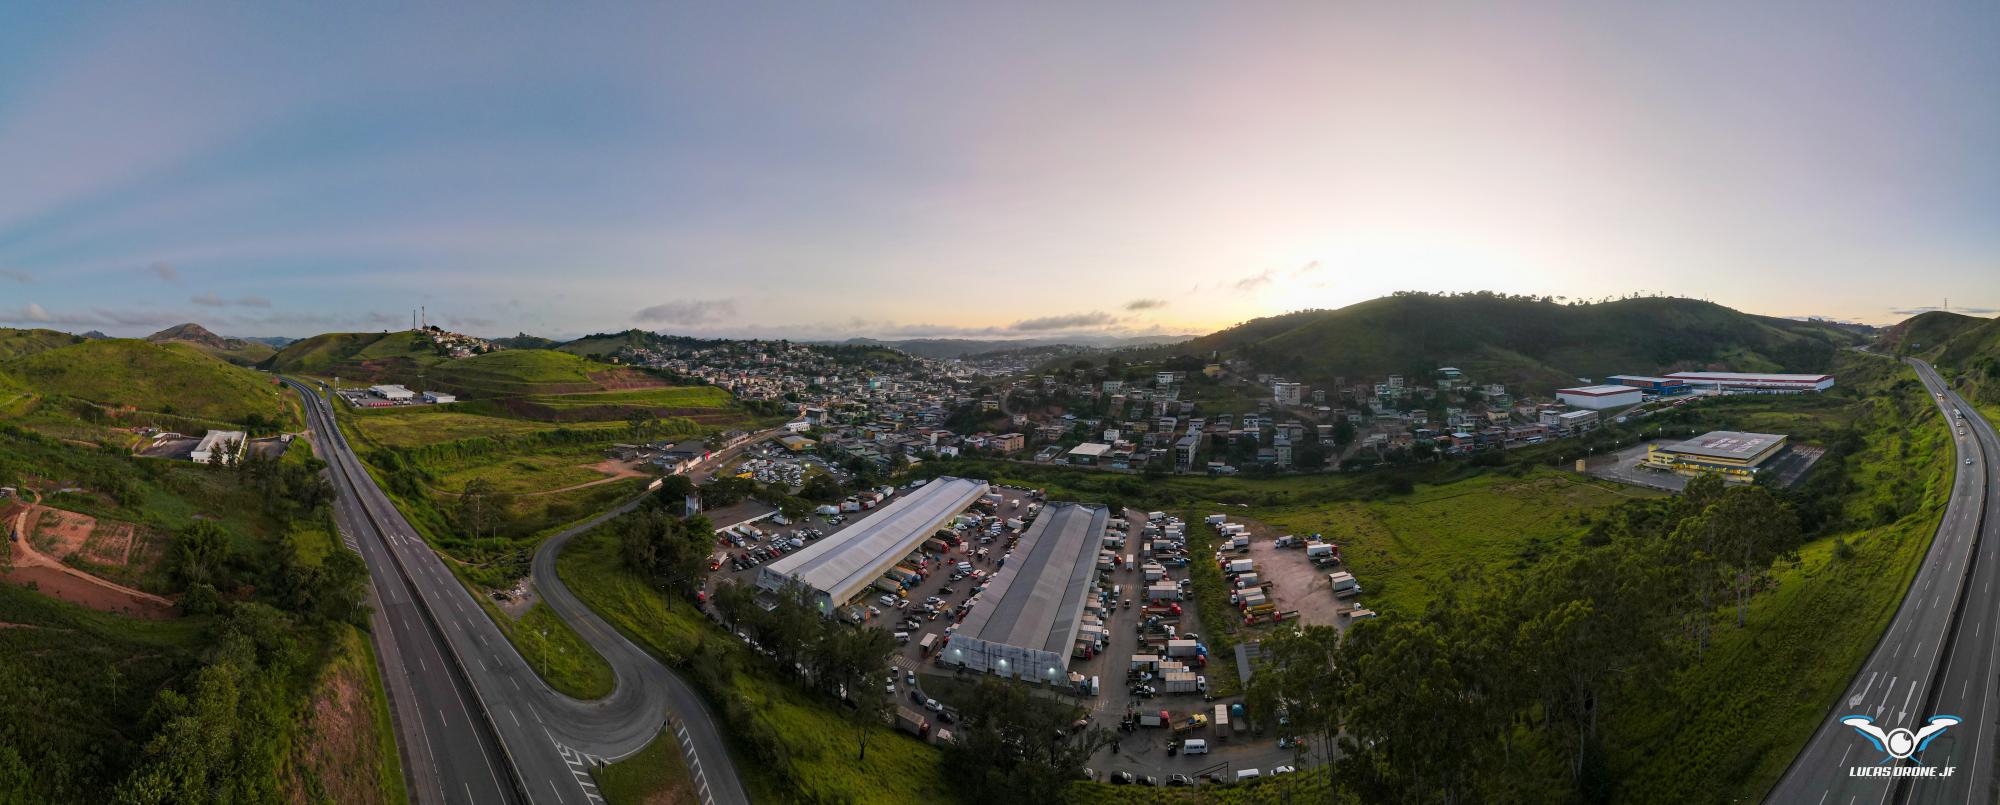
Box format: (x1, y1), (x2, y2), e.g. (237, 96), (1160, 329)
(144, 322), (276, 366)
(1882, 310), (2000, 407)
(1182, 292), (1863, 393)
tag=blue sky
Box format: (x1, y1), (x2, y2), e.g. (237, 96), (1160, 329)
(2, 2), (1998, 340)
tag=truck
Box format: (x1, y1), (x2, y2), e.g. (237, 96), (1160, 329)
(1162, 671), (1200, 694)
(1306, 541), (1336, 559)
(1245, 609), (1301, 626)
(1230, 535), (1251, 552)
(1236, 591), (1269, 610)
(1147, 511), (1167, 522)
(1166, 639), (1200, 658)
(1234, 572), (1262, 588)
(896, 706), (930, 737)
(1225, 558), (1255, 575)
(1143, 563), (1165, 582)
(1144, 602), (1183, 616)
(1329, 571), (1362, 597)
(1130, 654), (1163, 671)
(1138, 710), (1168, 728)
(1346, 608), (1379, 620)
(1205, 513), (1228, 525)
(873, 577), (904, 595)
(919, 633), (940, 656)
(1005, 518), (1024, 531)
(1171, 712), (1209, 735)
(1212, 704), (1231, 739)
(1148, 583), (1182, 601)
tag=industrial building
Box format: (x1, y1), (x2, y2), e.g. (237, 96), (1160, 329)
(1645, 430), (1789, 481)
(1066, 443), (1112, 465)
(756, 476), (988, 614)
(190, 430), (247, 464)
(945, 503), (1110, 683)
(368, 384), (415, 401)
(421, 391), (456, 404)
(1607, 375), (1691, 396)
(1555, 384), (1644, 410)
(1663, 371), (1835, 394)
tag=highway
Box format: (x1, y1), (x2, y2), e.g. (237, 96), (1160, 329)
(1770, 360), (1997, 804)
(287, 378), (749, 805)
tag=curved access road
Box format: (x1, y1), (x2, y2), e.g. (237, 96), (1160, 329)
(1769, 359), (1996, 804)
(286, 378), (748, 805)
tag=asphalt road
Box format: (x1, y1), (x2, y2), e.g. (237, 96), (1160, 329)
(287, 378), (751, 805)
(1768, 360), (1996, 804)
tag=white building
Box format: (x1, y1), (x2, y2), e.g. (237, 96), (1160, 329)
(191, 430), (248, 464)
(369, 384), (415, 401)
(1555, 384), (1643, 410)
(1272, 381), (1303, 407)
(947, 504), (1110, 683)
(755, 477), (988, 614)
(421, 391), (456, 404)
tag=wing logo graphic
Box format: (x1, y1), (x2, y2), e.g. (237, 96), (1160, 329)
(1840, 715), (1961, 763)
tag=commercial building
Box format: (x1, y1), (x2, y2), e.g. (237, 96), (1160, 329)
(778, 434), (817, 451)
(1645, 430), (1789, 481)
(946, 503), (1110, 682)
(369, 384), (415, 401)
(1663, 371), (1835, 394)
(1555, 384), (1643, 410)
(756, 476), (988, 614)
(1607, 375), (1690, 396)
(1066, 442), (1112, 465)
(191, 430), (248, 464)
(421, 391), (456, 404)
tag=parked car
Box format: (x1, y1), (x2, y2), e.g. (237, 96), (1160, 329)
(1168, 774), (1195, 787)
(1110, 772), (1134, 785)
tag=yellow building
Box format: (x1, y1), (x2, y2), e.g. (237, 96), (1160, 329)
(1645, 431), (1788, 481)
(778, 434), (817, 452)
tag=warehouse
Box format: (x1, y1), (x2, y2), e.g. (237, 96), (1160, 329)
(1663, 371), (1834, 394)
(1645, 430), (1789, 481)
(1607, 375), (1690, 396)
(756, 476), (988, 614)
(369, 384), (415, 401)
(945, 502), (1109, 683)
(1556, 384), (1643, 410)
(1065, 442), (1112, 465)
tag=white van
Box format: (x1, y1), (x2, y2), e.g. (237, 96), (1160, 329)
(1182, 739), (1208, 755)
(1236, 768), (1261, 781)
(892, 631), (910, 643)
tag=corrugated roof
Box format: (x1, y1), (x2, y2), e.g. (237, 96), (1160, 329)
(1658, 430), (1786, 460)
(957, 503), (1108, 655)
(760, 476), (986, 603)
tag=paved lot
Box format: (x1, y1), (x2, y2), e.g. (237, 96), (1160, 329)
(1582, 439), (1825, 492)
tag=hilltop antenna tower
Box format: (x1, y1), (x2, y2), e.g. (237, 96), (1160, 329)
(422, 305), (427, 329)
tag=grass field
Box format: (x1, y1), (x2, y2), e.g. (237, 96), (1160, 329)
(527, 386), (733, 410)
(592, 729), (696, 805)
(557, 527), (954, 804)
(0, 327), (87, 360)
(484, 600), (616, 700)
(1259, 470), (1652, 614)
(348, 408), (626, 449)
(435, 451), (627, 497)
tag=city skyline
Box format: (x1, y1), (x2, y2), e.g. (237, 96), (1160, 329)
(5, 3), (2000, 340)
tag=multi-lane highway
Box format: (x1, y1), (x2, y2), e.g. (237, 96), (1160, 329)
(287, 378), (748, 805)
(1771, 359), (1997, 804)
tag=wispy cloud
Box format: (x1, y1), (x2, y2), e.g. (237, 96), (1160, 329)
(1009, 311), (1119, 332)
(1124, 298), (1166, 311)
(190, 292), (272, 308)
(0, 269), (32, 284)
(5, 303), (55, 323)
(146, 261), (179, 283)
(635, 299), (738, 326)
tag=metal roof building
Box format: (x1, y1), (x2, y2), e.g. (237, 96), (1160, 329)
(1645, 430), (1789, 481)
(1556, 384), (1643, 410)
(1663, 371), (1834, 393)
(756, 476), (987, 614)
(946, 502), (1109, 683)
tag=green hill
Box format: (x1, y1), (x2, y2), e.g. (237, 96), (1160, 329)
(261, 330), (447, 381)
(0, 327), (87, 360)
(490, 332), (560, 350)
(144, 322), (276, 366)
(3, 338), (289, 425)
(1886, 311), (2000, 407)
(1184, 293), (1863, 393)
(554, 329), (668, 358)
(428, 348), (634, 396)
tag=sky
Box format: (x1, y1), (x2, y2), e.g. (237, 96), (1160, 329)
(2, 2), (1998, 341)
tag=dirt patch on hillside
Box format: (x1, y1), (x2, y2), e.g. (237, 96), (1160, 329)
(0, 563), (176, 619)
(283, 632), (395, 805)
(588, 367), (671, 390)
(31, 508), (96, 556)
(3, 504), (177, 618)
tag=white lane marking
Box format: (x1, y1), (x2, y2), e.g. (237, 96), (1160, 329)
(508, 707), (520, 727)
(439, 708), (446, 727)
(548, 779), (568, 804)
(510, 676), (521, 691)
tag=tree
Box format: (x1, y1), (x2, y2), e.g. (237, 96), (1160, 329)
(169, 521), (228, 590)
(455, 478), (514, 540)
(942, 677), (1111, 804)
(801, 473), (843, 503)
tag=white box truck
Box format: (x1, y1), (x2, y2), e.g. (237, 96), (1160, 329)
(1166, 639), (1199, 658)
(1148, 583), (1182, 601)
(1226, 558), (1255, 575)
(1329, 571), (1361, 597)
(1306, 542), (1334, 558)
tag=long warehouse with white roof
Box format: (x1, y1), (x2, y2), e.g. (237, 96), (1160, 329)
(945, 502), (1110, 683)
(755, 476), (988, 615)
